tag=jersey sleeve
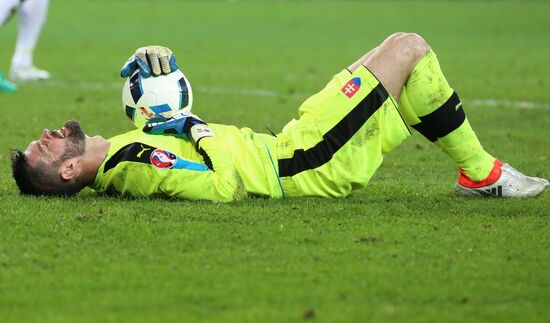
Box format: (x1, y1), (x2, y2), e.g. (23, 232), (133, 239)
(96, 137), (247, 202)
(159, 136), (247, 202)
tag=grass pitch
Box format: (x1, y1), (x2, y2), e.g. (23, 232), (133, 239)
(1, 1), (549, 322)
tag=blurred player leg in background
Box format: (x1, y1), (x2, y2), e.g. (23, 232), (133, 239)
(0, 0), (50, 82)
(0, 0), (18, 92)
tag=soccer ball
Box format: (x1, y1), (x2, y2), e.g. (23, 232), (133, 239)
(122, 69), (193, 128)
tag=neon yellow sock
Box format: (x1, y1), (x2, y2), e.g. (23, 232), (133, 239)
(438, 120), (494, 179)
(397, 49), (495, 180)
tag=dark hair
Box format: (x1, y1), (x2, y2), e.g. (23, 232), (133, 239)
(11, 149), (86, 196)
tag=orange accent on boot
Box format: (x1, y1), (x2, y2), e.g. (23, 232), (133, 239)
(458, 160), (503, 188)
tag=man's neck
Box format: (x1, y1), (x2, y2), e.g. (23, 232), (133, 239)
(80, 136), (111, 185)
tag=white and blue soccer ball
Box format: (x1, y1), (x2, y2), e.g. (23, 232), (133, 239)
(122, 69), (193, 129)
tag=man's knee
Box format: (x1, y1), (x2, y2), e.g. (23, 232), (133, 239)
(384, 32), (430, 61)
(385, 32), (407, 41)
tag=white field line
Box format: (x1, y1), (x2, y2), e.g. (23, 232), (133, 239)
(468, 99), (550, 110)
(38, 80), (550, 110)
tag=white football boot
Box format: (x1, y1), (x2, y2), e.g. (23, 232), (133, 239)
(456, 160), (549, 198)
(9, 65), (50, 81)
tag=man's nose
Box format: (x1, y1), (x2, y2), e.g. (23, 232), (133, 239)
(40, 129), (50, 142)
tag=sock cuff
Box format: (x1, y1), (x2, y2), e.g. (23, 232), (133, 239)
(411, 91), (465, 142)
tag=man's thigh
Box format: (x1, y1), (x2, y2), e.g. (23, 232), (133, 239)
(276, 66), (410, 197)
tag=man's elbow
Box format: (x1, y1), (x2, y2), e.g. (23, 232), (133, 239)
(216, 173), (247, 202)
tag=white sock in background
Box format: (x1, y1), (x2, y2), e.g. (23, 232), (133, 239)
(0, 0), (20, 26)
(11, 0), (49, 69)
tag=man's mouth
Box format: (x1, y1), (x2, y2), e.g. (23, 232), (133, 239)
(49, 127), (67, 139)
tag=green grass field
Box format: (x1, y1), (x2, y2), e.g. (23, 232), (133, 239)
(1, 1), (549, 322)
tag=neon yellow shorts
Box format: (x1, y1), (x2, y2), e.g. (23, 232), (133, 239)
(275, 65), (410, 198)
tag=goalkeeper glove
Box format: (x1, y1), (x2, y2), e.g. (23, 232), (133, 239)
(121, 45), (179, 78)
(143, 112), (214, 146)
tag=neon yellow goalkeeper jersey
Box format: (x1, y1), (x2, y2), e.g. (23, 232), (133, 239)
(90, 125), (284, 202)
(91, 66), (410, 202)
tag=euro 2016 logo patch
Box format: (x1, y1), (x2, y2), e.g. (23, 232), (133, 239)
(341, 77), (361, 98)
(150, 149), (177, 169)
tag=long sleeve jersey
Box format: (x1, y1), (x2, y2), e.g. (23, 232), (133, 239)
(90, 124), (283, 202)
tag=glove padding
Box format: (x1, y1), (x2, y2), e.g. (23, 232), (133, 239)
(121, 45), (179, 78)
(143, 112), (214, 145)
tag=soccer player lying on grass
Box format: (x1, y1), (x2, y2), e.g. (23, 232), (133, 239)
(11, 33), (549, 201)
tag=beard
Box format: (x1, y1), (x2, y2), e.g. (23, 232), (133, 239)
(60, 120), (86, 161)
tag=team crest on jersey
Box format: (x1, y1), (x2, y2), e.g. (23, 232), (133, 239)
(150, 149), (177, 169)
(341, 77), (361, 98)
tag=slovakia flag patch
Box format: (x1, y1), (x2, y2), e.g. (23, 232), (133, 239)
(341, 77), (361, 98)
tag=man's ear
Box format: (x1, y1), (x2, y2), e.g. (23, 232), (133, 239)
(59, 157), (81, 181)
